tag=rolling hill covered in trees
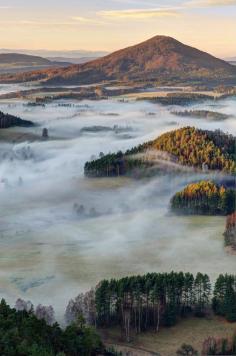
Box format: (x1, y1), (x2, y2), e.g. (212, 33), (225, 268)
(0, 53), (52, 66)
(170, 180), (235, 215)
(84, 127), (236, 177)
(0, 36), (236, 84)
(0, 110), (34, 128)
(0, 53), (70, 74)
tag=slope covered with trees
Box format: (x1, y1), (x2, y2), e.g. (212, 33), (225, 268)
(0, 110), (34, 128)
(94, 272), (236, 342)
(0, 299), (103, 355)
(213, 274), (236, 322)
(147, 127), (235, 172)
(171, 181), (235, 215)
(172, 110), (230, 121)
(1, 272), (235, 353)
(84, 127), (236, 177)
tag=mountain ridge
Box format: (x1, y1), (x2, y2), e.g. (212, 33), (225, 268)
(0, 53), (71, 74)
(0, 35), (235, 85)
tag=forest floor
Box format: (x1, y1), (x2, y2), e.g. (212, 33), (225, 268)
(99, 316), (236, 356)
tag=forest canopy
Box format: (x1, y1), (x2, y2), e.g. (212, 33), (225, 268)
(0, 110), (34, 129)
(95, 272), (236, 342)
(171, 180), (235, 215)
(84, 127), (236, 177)
(0, 299), (103, 356)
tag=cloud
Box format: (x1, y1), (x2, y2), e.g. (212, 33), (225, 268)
(0, 18), (107, 29)
(186, 0), (236, 6)
(72, 16), (107, 25)
(98, 8), (180, 20)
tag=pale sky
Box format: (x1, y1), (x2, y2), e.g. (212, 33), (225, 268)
(0, 0), (235, 57)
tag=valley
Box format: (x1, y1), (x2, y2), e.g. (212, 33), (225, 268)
(0, 83), (235, 327)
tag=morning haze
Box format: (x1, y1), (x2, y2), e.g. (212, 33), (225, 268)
(0, 1), (235, 355)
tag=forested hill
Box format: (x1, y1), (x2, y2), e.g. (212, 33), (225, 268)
(84, 127), (236, 177)
(0, 111), (34, 128)
(171, 180), (235, 215)
(0, 53), (52, 66)
(1, 36), (236, 84)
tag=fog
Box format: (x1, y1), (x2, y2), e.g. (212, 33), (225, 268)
(0, 86), (236, 321)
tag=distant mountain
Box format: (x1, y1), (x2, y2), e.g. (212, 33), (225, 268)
(46, 56), (98, 64)
(0, 36), (235, 84)
(225, 57), (236, 66)
(0, 53), (70, 74)
(0, 53), (52, 66)
(0, 48), (108, 58)
(226, 57), (236, 62)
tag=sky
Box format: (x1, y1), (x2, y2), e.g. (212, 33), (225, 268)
(0, 0), (235, 57)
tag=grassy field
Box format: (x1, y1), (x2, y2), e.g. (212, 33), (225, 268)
(123, 90), (223, 100)
(100, 316), (236, 356)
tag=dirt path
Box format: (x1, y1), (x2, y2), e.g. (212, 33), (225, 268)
(105, 342), (160, 356)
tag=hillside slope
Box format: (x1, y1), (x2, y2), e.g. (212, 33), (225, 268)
(0, 111), (34, 128)
(84, 127), (236, 177)
(0, 53), (70, 74)
(0, 53), (52, 66)
(0, 36), (235, 84)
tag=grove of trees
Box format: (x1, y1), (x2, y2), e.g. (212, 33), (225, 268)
(171, 110), (229, 121)
(171, 180), (235, 215)
(202, 333), (236, 355)
(1, 272), (236, 353)
(213, 274), (236, 322)
(95, 272), (212, 341)
(84, 127), (236, 177)
(0, 299), (103, 355)
(0, 110), (34, 128)
(224, 212), (236, 249)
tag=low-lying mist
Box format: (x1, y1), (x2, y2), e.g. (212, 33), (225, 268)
(0, 86), (236, 320)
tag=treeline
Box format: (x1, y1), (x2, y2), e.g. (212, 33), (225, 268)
(224, 212), (236, 250)
(171, 110), (229, 121)
(95, 272), (236, 342)
(84, 151), (153, 178)
(0, 110), (34, 129)
(84, 127), (236, 177)
(171, 180), (235, 215)
(137, 93), (213, 105)
(178, 333), (236, 356)
(202, 333), (236, 355)
(0, 299), (104, 355)
(213, 274), (236, 322)
(2, 272), (236, 353)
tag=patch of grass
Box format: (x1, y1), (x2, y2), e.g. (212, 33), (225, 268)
(100, 316), (236, 356)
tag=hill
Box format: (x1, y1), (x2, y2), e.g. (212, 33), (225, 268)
(171, 180), (235, 215)
(84, 127), (236, 177)
(0, 53), (70, 74)
(0, 36), (235, 84)
(0, 53), (52, 66)
(46, 56), (99, 64)
(0, 110), (34, 128)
